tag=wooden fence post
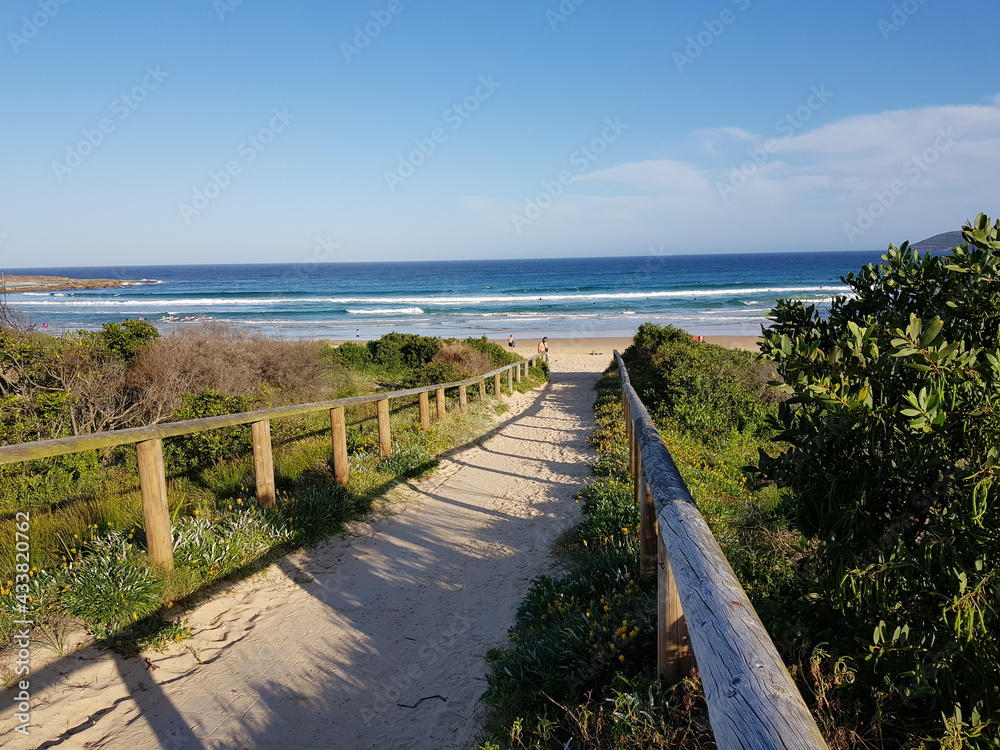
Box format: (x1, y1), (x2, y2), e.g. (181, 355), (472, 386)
(658, 536), (693, 683)
(419, 391), (430, 430)
(330, 406), (349, 485)
(251, 420), (276, 508)
(377, 398), (392, 458)
(436, 388), (446, 421)
(515, 363), (522, 382)
(479, 378), (486, 401)
(458, 384), (467, 411)
(136, 439), (174, 570)
(494, 373), (502, 399)
(507, 368), (514, 393)
(625, 401), (636, 477)
(639, 468), (657, 579)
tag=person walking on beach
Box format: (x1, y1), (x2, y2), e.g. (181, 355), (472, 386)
(508, 334), (515, 350)
(537, 336), (548, 362)
(355, 329), (360, 340)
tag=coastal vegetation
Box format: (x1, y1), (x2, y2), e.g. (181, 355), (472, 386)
(479, 215), (1000, 749)
(757, 213), (1000, 746)
(0, 321), (542, 660)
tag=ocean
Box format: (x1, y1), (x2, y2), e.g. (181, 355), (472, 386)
(4, 251), (886, 340)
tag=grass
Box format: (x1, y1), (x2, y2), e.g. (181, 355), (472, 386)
(0, 362), (548, 663)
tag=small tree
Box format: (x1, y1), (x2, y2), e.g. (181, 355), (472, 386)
(759, 214), (1000, 744)
(0, 279), (34, 333)
(95, 319), (160, 363)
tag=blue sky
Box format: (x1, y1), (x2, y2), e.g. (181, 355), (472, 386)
(1, 0), (997, 267)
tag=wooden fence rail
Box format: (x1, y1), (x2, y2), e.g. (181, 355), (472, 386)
(0, 354), (544, 569)
(615, 351), (828, 750)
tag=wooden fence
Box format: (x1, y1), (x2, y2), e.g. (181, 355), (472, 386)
(615, 351), (829, 749)
(0, 355), (543, 571)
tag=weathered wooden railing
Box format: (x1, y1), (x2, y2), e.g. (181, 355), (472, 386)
(615, 351), (828, 750)
(0, 355), (543, 571)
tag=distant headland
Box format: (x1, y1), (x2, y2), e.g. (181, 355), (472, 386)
(0, 274), (149, 293)
(911, 231), (965, 252)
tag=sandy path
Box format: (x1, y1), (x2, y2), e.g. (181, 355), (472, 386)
(2, 353), (609, 750)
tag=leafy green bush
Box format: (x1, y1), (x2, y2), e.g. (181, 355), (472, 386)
(331, 340), (371, 369)
(165, 390), (256, 476)
(405, 361), (464, 387)
(622, 323), (778, 446)
(759, 214), (1000, 745)
(88, 319), (160, 363)
(366, 332), (441, 376)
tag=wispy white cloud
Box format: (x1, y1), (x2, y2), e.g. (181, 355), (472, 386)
(695, 126), (756, 155)
(572, 159), (711, 195)
(472, 97), (1000, 254)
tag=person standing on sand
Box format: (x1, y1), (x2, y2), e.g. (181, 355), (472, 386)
(537, 336), (548, 362)
(508, 334), (515, 349)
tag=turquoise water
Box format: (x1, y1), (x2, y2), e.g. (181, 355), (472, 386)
(6, 251), (885, 338)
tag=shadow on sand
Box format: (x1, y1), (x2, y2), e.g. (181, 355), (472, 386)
(9, 363), (605, 749)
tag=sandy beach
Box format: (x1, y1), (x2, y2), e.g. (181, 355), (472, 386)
(330, 335), (763, 355)
(495, 335), (762, 354)
(1, 353), (611, 748)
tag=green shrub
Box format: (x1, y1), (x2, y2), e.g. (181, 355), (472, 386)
(758, 214), (1000, 745)
(89, 319), (160, 363)
(405, 361), (464, 387)
(366, 332), (441, 375)
(331, 340), (371, 369)
(165, 390), (256, 476)
(621, 323), (778, 446)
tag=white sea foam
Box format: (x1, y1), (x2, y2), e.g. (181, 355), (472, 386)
(324, 286), (840, 305)
(346, 307), (424, 315)
(12, 285), (845, 308)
